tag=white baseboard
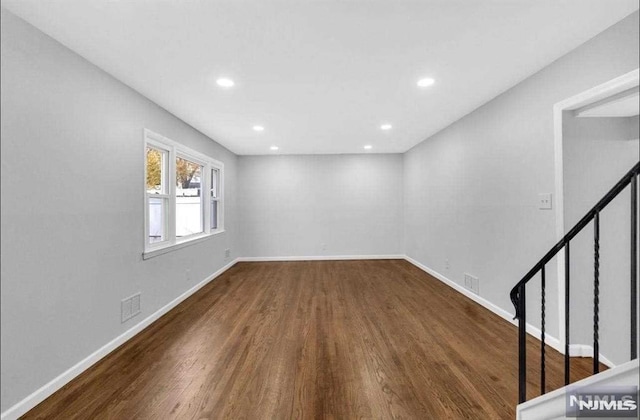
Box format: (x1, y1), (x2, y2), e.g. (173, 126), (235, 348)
(403, 255), (564, 353)
(250, 255), (617, 369)
(238, 254), (405, 262)
(569, 344), (594, 358)
(0, 258), (240, 420)
(403, 255), (619, 369)
(2, 255), (617, 419)
(568, 344), (616, 368)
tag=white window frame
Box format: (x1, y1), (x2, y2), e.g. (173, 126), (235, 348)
(209, 166), (222, 231)
(143, 129), (224, 259)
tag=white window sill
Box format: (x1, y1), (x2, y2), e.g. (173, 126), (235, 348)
(143, 229), (225, 260)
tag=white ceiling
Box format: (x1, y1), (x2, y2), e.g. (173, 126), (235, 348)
(2, 0), (638, 155)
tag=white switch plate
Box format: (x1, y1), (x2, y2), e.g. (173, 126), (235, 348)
(539, 193), (552, 210)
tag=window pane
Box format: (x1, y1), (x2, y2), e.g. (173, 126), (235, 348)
(148, 197), (166, 243)
(176, 157), (202, 191)
(176, 157), (203, 237)
(211, 200), (218, 230)
(146, 147), (165, 194)
(211, 168), (219, 198)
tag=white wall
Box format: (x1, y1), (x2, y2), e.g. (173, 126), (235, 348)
(404, 11), (639, 340)
(0, 9), (238, 413)
(563, 114), (639, 365)
(238, 154), (404, 258)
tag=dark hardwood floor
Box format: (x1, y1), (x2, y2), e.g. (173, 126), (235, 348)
(22, 260), (600, 419)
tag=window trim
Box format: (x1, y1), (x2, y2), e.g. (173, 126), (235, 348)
(144, 144), (170, 247)
(175, 154), (205, 240)
(143, 129), (224, 259)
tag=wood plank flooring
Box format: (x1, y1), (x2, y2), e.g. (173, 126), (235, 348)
(22, 260), (600, 419)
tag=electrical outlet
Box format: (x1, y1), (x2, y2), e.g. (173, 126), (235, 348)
(225, 249), (231, 259)
(185, 268), (191, 281)
(464, 273), (480, 295)
(321, 243), (327, 251)
(445, 259), (450, 270)
(121, 292), (141, 323)
(539, 193), (552, 210)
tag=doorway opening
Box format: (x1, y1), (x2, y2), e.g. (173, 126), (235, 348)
(553, 69), (639, 366)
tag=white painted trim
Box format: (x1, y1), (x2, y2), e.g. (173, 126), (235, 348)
(1, 255), (618, 420)
(568, 343), (592, 358)
(0, 258), (240, 420)
(404, 256), (564, 353)
(144, 128), (224, 168)
(552, 69), (639, 354)
(142, 229), (226, 260)
(516, 359), (638, 420)
(574, 87), (639, 118)
(143, 128), (225, 256)
(599, 353), (616, 369)
(555, 69), (640, 113)
(404, 255), (618, 368)
(568, 344), (616, 368)
(237, 255), (405, 262)
(553, 103), (567, 355)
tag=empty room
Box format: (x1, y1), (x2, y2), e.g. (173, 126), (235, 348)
(1, 1), (639, 419)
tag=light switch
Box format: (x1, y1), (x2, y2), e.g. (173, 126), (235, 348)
(539, 193), (552, 210)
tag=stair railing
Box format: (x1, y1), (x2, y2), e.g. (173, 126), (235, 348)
(510, 161), (639, 404)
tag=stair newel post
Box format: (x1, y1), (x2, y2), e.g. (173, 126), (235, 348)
(518, 283), (527, 404)
(593, 211), (600, 374)
(540, 266), (546, 395)
(564, 243), (571, 386)
(631, 174), (638, 361)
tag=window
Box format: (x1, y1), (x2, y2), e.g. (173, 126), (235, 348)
(175, 156), (204, 237)
(146, 146), (169, 244)
(210, 168), (220, 230)
(144, 129), (223, 257)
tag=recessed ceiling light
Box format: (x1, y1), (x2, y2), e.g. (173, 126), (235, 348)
(380, 124), (392, 130)
(270, 146), (279, 151)
(253, 125), (265, 132)
(417, 78), (435, 88)
(216, 78), (235, 88)
(364, 145), (373, 150)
